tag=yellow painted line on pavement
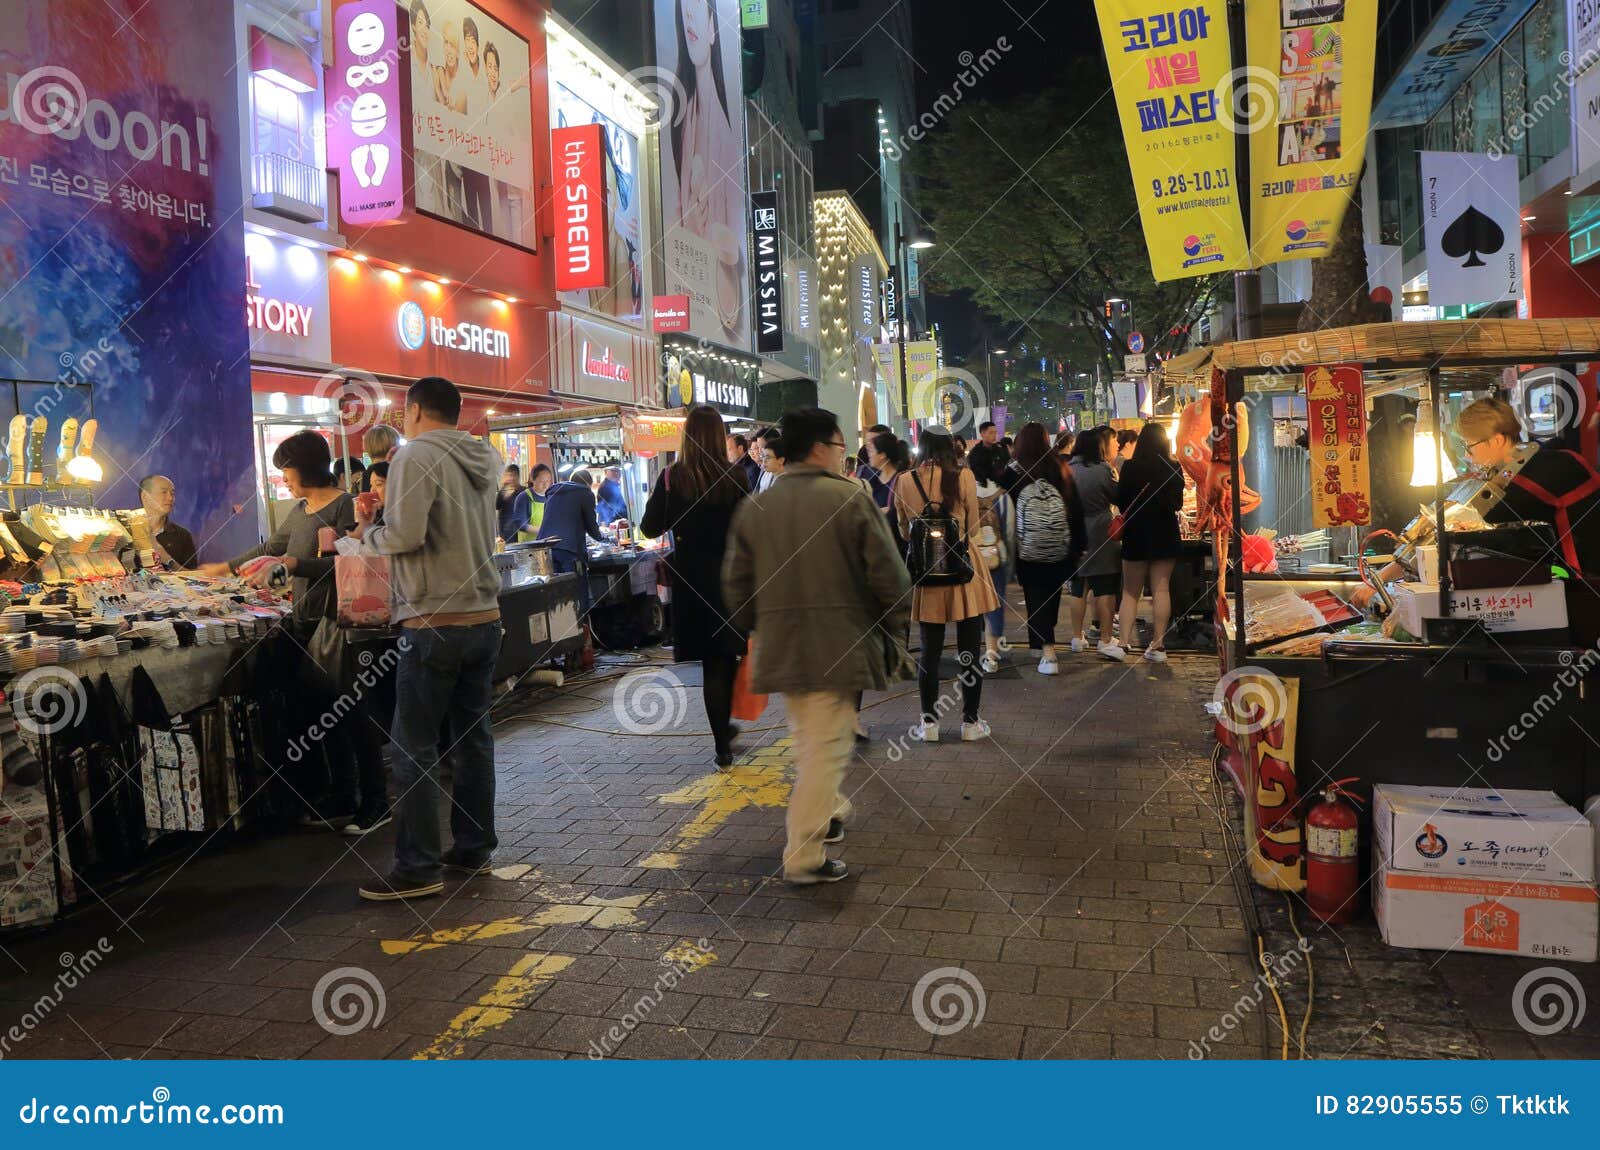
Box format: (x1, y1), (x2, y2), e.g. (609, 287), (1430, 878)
(412, 953), (576, 1060)
(381, 917), (537, 955)
(637, 744), (794, 869)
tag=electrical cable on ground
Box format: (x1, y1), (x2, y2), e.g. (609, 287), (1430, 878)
(1208, 741), (1273, 1059)
(1282, 892), (1315, 1060)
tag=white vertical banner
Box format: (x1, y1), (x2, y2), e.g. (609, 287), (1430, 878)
(1419, 151), (1523, 307)
(1573, 0), (1600, 192)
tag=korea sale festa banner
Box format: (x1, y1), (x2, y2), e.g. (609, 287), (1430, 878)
(1246, 0), (1378, 265)
(1094, 0), (1249, 282)
(0, 0), (255, 558)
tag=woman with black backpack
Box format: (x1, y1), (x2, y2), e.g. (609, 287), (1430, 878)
(894, 428), (998, 742)
(1010, 423), (1085, 675)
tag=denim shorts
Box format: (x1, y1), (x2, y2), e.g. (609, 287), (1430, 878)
(1070, 572), (1121, 598)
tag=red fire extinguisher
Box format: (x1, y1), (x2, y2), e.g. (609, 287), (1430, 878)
(1305, 778), (1363, 925)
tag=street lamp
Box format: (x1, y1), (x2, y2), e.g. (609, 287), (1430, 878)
(894, 213), (934, 425)
(987, 347), (1007, 398)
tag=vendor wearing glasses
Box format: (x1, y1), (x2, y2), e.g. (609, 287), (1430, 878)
(1355, 397), (1600, 608)
(1457, 397), (1600, 576)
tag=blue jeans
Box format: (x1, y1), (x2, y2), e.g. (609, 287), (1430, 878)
(389, 621), (503, 881)
(985, 562), (1010, 639)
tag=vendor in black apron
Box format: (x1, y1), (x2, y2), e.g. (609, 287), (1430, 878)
(1457, 397), (1600, 576)
(1353, 396), (1600, 609)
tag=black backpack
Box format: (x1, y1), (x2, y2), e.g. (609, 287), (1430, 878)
(903, 469), (974, 587)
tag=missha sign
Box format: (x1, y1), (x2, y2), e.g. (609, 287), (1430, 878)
(751, 190), (782, 353)
(552, 123), (608, 291)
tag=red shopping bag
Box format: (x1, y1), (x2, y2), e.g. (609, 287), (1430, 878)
(730, 641), (767, 722)
(336, 554), (392, 627)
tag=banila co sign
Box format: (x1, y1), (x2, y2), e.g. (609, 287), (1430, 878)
(653, 294), (691, 332)
(328, 0), (410, 225)
(751, 190), (782, 353)
(553, 123), (608, 291)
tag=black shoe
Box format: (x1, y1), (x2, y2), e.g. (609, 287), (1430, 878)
(341, 806), (393, 837)
(441, 848), (494, 876)
(299, 797), (356, 829)
(358, 870), (443, 902)
(786, 859), (849, 885)
(727, 723), (741, 743)
(824, 818), (844, 844)
(715, 750), (734, 769)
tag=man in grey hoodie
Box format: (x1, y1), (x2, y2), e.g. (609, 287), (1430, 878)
(353, 376), (505, 901)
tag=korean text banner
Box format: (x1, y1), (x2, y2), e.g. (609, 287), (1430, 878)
(0, 0), (255, 559)
(1247, 0), (1379, 265)
(1094, 0), (1249, 282)
(1306, 364), (1370, 528)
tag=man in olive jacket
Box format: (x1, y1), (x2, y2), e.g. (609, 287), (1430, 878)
(724, 407), (912, 883)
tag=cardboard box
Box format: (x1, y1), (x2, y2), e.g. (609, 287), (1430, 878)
(1374, 784), (1594, 884)
(1390, 581), (1568, 636)
(1372, 867), (1597, 962)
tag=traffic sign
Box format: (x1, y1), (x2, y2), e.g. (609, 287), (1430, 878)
(1128, 331), (1145, 354)
(1124, 354), (1147, 373)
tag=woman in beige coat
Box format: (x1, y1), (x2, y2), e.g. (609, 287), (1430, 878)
(895, 429), (999, 742)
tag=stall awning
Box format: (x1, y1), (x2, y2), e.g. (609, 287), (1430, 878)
(1210, 319), (1600, 373)
(488, 404), (624, 433)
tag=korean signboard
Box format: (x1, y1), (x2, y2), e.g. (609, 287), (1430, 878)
(329, 0), (411, 227)
(1306, 364), (1370, 528)
(751, 190), (783, 353)
(552, 124), (609, 291)
(652, 295), (692, 332)
(245, 232), (331, 363)
(1572, 0), (1600, 193)
(1093, 0), (1248, 281)
(1246, 0), (1379, 264)
(1371, 0), (1538, 129)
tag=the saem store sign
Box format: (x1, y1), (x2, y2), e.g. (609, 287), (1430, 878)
(328, 261), (543, 393)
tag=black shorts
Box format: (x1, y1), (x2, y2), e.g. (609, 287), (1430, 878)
(1070, 572), (1121, 598)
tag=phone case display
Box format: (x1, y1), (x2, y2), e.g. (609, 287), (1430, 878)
(71, 419), (100, 485)
(4, 415), (25, 485)
(24, 416), (46, 485)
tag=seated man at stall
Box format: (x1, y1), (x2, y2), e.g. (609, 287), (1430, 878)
(138, 474), (197, 569)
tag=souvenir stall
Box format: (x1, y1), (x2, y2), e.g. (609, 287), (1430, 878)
(488, 405), (679, 650)
(1200, 319), (1600, 958)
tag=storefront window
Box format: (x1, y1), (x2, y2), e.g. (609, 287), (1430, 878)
(251, 73), (305, 160)
(1521, 0), (1566, 172)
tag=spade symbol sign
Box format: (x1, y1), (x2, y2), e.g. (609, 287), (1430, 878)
(1440, 206), (1505, 268)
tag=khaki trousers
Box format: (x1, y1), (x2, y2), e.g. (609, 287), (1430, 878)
(781, 689), (855, 876)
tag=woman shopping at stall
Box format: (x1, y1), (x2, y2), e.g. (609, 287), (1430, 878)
(199, 431), (387, 833)
(640, 405), (751, 768)
(1115, 422), (1185, 662)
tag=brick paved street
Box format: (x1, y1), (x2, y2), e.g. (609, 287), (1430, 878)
(1, 594), (1596, 1060)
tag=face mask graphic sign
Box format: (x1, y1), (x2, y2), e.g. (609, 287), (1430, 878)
(1419, 151), (1522, 307)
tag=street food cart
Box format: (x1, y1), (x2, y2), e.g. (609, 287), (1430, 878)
(1194, 319), (1600, 891)
(487, 405), (682, 648)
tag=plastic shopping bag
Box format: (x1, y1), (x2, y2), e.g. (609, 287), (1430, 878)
(730, 639), (767, 723)
(336, 554), (392, 627)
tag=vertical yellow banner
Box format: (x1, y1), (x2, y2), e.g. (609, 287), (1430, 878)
(1094, 0), (1250, 282)
(1247, 0), (1379, 265)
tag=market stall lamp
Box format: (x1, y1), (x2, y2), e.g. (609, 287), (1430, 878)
(1408, 399), (1457, 487)
(64, 455), (102, 484)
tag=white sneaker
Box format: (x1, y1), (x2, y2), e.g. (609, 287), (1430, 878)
(1037, 656), (1059, 676)
(914, 721), (940, 742)
(1098, 641), (1127, 661)
(961, 719), (991, 741)
(1069, 637), (1086, 653)
(1143, 647), (1168, 663)
(980, 651), (1001, 673)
